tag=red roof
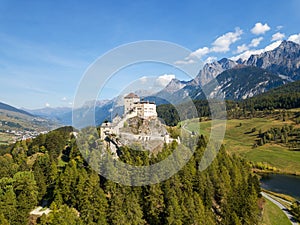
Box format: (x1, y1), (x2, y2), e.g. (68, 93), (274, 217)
(124, 93), (139, 99)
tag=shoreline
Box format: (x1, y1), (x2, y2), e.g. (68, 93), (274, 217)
(252, 168), (300, 177)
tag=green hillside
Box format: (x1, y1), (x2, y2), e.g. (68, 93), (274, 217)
(241, 80), (300, 110)
(183, 111), (300, 174)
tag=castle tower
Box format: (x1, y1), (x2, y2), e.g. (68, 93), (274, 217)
(124, 93), (140, 115)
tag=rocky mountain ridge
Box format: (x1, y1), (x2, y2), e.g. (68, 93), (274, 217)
(153, 40), (300, 102)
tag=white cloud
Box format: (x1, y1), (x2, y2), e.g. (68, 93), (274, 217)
(276, 25), (283, 31)
(174, 59), (196, 65)
(236, 44), (249, 53)
(230, 40), (282, 61)
(271, 32), (285, 41)
(249, 37), (264, 47)
(175, 47), (209, 65)
(139, 76), (148, 84)
(288, 33), (300, 44)
(156, 74), (175, 86)
(235, 37), (263, 54)
(189, 47), (210, 58)
(211, 28), (243, 52)
(251, 22), (271, 35)
(175, 28), (243, 64)
(45, 103), (50, 107)
(138, 74), (175, 88)
(61, 96), (67, 101)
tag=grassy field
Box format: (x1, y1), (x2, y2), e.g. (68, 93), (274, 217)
(260, 198), (291, 225)
(182, 116), (300, 174)
(0, 133), (14, 145)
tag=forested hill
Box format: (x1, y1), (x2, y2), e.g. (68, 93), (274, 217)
(0, 126), (261, 225)
(241, 80), (300, 110)
(157, 80), (300, 126)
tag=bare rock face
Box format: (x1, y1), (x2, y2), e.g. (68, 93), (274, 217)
(119, 117), (168, 152)
(120, 116), (167, 136)
(163, 78), (187, 94)
(201, 66), (286, 100)
(246, 41), (300, 81)
(195, 58), (238, 86)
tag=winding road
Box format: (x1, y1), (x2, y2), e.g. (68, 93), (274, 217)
(261, 192), (298, 225)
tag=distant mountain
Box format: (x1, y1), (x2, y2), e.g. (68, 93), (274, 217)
(26, 100), (111, 126)
(152, 65), (287, 102)
(25, 107), (72, 125)
(193, 66), (287, 100)
(195, 58), (238, 86)
(0, 102), (33, 116)
(246, 41), (300, 81)
(81, 99), (110, 108)
(194, 41), (300, 86)
(163, 78), (188, 94)
(26, 107), (71, 119)
(149, 58), (239, 104)
(71, 100), (116, 128)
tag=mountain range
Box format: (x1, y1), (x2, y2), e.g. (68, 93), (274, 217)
(16, 40), (300, 126)
(149, 40), (300, 104)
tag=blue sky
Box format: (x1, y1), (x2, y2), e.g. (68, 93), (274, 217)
(1, 0), (300, 109)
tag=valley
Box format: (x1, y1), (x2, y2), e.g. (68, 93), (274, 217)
(2, 2), (300, 224)
(0, 103), (59, 145)
(1, 39), (300, 224)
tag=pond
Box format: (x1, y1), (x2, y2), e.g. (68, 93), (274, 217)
(260, 174), (300, 199)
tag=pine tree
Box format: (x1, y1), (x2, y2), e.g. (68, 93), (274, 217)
(0, 185), (17, 224)
(0, 214), (9, 225)
(13, 171), (38, 225)
(78, 172), (108, 225)
(56, 159), (78, 206)
(144, 183), (165, 225)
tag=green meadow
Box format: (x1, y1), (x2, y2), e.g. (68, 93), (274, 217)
(260, 198), (291, 225)
(182, 116), (300, 174)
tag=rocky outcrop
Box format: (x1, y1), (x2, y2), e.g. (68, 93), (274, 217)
(246, 41), (300, 80)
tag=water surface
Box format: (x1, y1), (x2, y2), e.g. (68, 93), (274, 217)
(260, 174), (300, 199)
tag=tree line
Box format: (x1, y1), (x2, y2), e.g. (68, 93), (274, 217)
(254, 124), (300, 150)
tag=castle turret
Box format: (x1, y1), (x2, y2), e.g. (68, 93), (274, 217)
(124, 93), (140, 115)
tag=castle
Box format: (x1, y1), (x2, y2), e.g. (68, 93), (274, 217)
(100, 93), (157, 138)
(124, 93), (157, 119)
(100, 93), (179, 152)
